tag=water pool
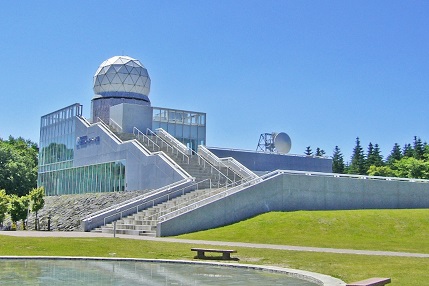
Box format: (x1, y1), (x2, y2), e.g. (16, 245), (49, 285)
(0, 258), (320, 285)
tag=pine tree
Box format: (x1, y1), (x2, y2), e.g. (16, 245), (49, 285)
(348, 137), (366, 175)
(373, 144), (384, 166)
(366, 142), (374, 169)
(332, 146), (345, 173)
(304, 146), (312, 156)
(386, 143), (402, 164)
(315, 147), (326, 157)
(367, 143), (383, 170)
(413, 136), (424, 160)
(403, 143), (413, 158)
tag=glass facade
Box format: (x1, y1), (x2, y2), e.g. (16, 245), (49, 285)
(38, 103), (126, 196)
(38, 160), (126, 196)
(152, 107), (206, 151)
(39, 104), (81, 173)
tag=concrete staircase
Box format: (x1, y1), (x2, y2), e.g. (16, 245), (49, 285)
(89, 129), (248, 236)
(92, 187), (224, 236)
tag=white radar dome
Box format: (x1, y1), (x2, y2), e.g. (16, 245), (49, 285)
(93, 56), (151, 100)
(273, 132), (292, 154)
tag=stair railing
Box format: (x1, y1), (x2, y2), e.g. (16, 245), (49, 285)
(218, 157), (259, 181)
(198, 145), (259, 183)
(146, 128), (190, 164)
(149, 128), (235, 188)
(133, 127), (161, 152)
(158, 171), (275, 223)
(155, 128), (191, 156)
(140, 183), (233, 223)
(100, 178), (211, 227)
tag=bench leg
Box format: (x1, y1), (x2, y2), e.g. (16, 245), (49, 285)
(222, 252), (231, 260)
(196, 251), (205, 259)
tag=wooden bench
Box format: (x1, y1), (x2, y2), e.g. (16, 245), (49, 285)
(191, 248), (237, 260)
(347, 277), (391, 286)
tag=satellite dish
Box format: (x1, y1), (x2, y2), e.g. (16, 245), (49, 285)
(273, 132), (291, 154)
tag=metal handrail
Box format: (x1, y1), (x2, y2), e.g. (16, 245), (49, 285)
(82, 178), (192, 221)
(146, 128), (190, 164)
(133, 127), (161, 151)
(158, 172), (270, 223)
(133, 181), (227, 223)
(101, 178), (209, 226)
(100, 176), (245, 229)
(147, 129), (235, 188)
(189, 149), (235, 187)
(155, 128), (191, 155)
(198, 145), (258, 182)
(220, 157), (259, 181)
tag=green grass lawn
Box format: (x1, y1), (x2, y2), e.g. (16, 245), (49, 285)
(1, 209), (429, 285)
(178, 209), (429, 253)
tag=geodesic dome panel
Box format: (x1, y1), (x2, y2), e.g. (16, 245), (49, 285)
(93, 56), (151, 99)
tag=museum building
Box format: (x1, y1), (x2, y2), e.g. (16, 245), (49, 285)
(37, 55), (331, 196)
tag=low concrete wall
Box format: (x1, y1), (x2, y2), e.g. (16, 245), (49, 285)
(157, 173), (429, 236)
(208, 147), (333, 173)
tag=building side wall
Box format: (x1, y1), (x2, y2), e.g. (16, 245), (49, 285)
(39, 114), (186, 196)
(208, 148), (333, 173)
(91, 97), (150, 124)
(158, 173), (429, 236)
(109, 103), (153, 133)
(73, 118), (185, 192)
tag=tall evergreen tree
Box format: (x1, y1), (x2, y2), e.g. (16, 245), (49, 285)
(403, 143), (413, 158)
(413, 136), (424, 160)
(386, 143), (402, 164)
(348, 137), (366, 175)
(367, 143), (383, 170)
(304, 146), (312, 156)
(332, 146), (345, 173)
(366, 142), (374, 168)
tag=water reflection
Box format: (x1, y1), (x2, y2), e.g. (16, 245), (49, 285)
(0, 259), (317, 285)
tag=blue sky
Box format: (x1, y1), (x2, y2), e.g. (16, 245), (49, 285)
(1, 1), (428, 162)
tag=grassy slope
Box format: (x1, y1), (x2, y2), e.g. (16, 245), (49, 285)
(1, 209), (429, 285)
(178, 209), (429, 253)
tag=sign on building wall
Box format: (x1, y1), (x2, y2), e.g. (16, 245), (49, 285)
(76, 136), (100, 149)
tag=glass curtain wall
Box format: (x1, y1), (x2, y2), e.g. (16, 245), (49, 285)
(152, 107), (206, 151)
(39, 104), (82, 173)
(38, 103), (126, 195)
(39, 160), (126, 196)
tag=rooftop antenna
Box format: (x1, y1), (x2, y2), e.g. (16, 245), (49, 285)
(256, 132), (292, 154)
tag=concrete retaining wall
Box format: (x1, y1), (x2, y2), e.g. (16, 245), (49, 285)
(157, 172), (429, 236)
(208, 147), (333, 173)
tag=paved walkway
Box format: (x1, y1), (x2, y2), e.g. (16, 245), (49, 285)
(1, 231), (429, 258)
